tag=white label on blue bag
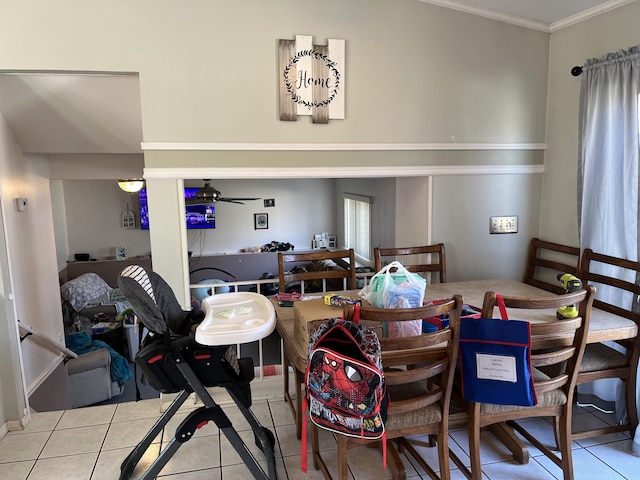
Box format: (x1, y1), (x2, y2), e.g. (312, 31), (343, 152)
(476, 353), (517, 382)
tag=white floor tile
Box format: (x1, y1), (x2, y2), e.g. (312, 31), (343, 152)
(586, 439), (640, 478)
(92, 443), (161, 480)
(220, 427), (280, 466)
(112, 398), (163, 423)
(28, 452), (98, 480)
(0, 395), (637, 480)
(159, 434), (221, 475)
(102, 416), (162, 450)
(0, 459), (34, 480)
(482, 457), (557, 479)
(0, 431), (51, 462)
(40, 424), (108, 458)
(534, 446), (628, 479)
(449, 427), (515, 464)
(56, 404), (116, 429)
(13, 411), (62, 434)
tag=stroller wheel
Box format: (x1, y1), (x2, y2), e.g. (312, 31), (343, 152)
(255, 426), (276, 453)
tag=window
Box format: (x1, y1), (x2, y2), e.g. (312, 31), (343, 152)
(344, 193), (371, 262)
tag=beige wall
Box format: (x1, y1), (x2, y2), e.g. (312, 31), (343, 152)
(0, 0), (550, 422)
(0, 1), (548, 147)
(1, 0), (633, 424)
(543, 1), (640, 246)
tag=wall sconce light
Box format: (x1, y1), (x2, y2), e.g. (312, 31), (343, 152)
(118, 179), (144, 193)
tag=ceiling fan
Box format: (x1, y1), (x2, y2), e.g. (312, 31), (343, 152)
(185, 179), (260, 205)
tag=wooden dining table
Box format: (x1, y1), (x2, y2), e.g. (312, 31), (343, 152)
(273, 278), (638, 463)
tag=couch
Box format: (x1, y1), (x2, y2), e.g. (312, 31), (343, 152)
(65, 331), (131, 408)
(66, 348), (125, 408)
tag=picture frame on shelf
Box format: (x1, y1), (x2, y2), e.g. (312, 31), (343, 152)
(254, 213), (269, 230)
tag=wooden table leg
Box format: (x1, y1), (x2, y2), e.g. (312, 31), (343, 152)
(488, 423), (529, 464)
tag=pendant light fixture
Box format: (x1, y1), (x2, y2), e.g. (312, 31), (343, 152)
(118, 179), (145, 193)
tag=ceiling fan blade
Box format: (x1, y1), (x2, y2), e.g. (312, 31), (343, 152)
(220, 197), (261, 201)
(219, 199), (246, 205)
(185, 197), (214, 206)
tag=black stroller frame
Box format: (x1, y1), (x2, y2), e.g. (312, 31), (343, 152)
(117, 265), (277, 480)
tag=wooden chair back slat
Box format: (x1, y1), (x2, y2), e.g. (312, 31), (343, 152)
(343, 296), (463, 413)
(388, 391), (443, 415)
(523, 238), (581, 294)
(277, 249), (357, 294)
(573, 248), (640, 440)
(580, 248), (640, 324)
(451, 285), (595, 479)
(481, 287), (595, 399)
(373, 243), (447, 283)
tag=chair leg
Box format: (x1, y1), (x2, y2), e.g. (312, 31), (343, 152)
(553, 416), (561, 450)
(337, 434), (349, 480)
(311, 422), (320, 470)
(295, 369), (304, 439)
(625, 372), (638, 436)
(399, 436), (446, 480)
(282, 353), (289, 402)
(438, 432), (451, 480)
(385, 439), (407, 480)
(311, 424), (333, 479)
(468, 407), (483, 480)
(558, 411), (575, 480)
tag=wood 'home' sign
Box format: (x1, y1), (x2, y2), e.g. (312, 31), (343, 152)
(278, 35), (345, 123)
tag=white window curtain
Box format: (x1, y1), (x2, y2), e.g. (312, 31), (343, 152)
(577, 44), (640, 454)
(344, 194), (371, 262)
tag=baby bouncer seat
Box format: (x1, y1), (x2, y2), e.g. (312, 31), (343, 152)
(117, 265), (277, 480)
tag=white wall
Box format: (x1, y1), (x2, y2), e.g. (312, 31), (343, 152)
(58, 178), (339, 263)
(0, 113), (59, 427)
(62, 180), (152, 261)
(184, 179), (337, 255)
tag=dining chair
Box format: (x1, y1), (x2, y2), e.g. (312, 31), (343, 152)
(277, 249), (357, 295)
(523, 237), (581, 294)
(277, 249), (357, 439)
(373, 243), (447, 283)
(573, 248), (640, 440)
(310, 296), (464, 480)
(450, 286), (595, 480)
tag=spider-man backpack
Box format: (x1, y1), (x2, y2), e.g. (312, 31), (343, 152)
(301, 308), (388, 472)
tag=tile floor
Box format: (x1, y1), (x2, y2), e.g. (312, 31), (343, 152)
(1, 389), (639, 480)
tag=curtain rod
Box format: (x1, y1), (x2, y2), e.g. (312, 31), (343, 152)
(571, 66), (583, 76)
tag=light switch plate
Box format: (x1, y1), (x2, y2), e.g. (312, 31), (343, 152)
(490, 216), (518, 234)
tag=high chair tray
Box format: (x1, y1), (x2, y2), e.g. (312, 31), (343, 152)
(196, 292), (276, 345)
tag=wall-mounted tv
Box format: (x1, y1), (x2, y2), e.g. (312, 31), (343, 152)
(139, 187), (215, 230)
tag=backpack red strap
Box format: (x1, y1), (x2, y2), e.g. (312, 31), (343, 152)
(352, 304), (360, 323)
(301, 394), (308, 472)
(382, 432), (387, 469)
(496, 293), (509, 320)
(342, 304), (361, 323)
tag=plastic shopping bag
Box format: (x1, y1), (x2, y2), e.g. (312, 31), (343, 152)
(358, 261), (426, 337)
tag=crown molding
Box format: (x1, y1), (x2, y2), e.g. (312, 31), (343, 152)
(143, 164), (544, 180)
(141, 142), (545, 151)
(420, 0), (635, 33)
(550, 0), (635, 32)
(418, 0), (550, 32)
